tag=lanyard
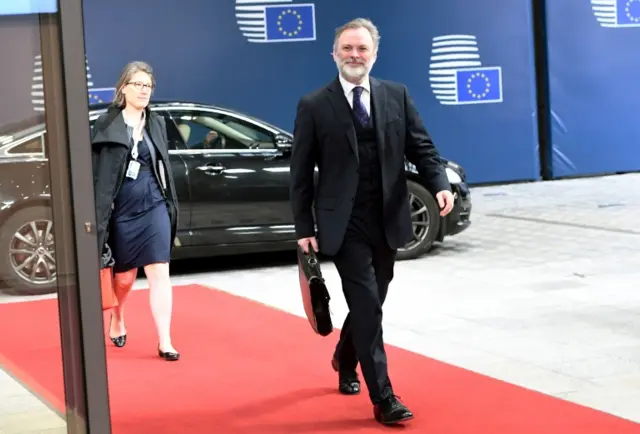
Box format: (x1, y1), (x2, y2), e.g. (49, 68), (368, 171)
(128, 111), (146, 161)
(131, 136), (140, 160)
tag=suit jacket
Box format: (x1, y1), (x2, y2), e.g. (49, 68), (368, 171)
(289, 75), (451, 256)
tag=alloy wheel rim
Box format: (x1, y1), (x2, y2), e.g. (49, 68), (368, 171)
(9, 219), (56, 286)
(398, 194), (431, 252)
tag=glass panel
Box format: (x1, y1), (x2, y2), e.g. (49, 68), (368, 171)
(0, 3), (110, 433)
(0, 11), (70, 434)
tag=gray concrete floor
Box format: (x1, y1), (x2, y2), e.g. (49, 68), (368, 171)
(2, 173), (640, 432)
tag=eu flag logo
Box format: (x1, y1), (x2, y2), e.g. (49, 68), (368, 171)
(591, 0), (640, 27)
(616, 0), (640, 25)
(454, 67), (503, 104)
(88, 87), (116, 105)
(429, 34), (503, 106)
(264, 4), (316, 42)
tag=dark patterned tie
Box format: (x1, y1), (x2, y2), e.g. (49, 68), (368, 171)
(352, 86), (370, 127)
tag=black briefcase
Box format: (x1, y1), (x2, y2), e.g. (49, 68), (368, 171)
(297, 247), (333, 337)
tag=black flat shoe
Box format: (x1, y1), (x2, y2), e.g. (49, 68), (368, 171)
(158, 347), (180, 361)
(109, 315), (126, 348)
(110, 335), (127, 347)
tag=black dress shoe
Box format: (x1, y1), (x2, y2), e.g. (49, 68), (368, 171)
(331, 357), (360, 395)
(374, 395), (414, 425)
(338, 375), (361, 395)
(158, 347), (180, 361)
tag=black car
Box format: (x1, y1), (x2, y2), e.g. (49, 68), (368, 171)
(0, 101), (472, 296)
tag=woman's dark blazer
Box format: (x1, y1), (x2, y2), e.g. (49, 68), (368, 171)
(90, 105), (179, 268)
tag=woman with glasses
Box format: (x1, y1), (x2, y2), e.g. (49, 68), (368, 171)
(91, 61), (180, 361)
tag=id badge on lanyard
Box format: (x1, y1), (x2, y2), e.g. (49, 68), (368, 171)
(126, 159), (140, 180)
(125, 112), (145, 180)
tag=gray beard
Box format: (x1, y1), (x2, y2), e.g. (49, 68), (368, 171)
(338, 62), (369, 82)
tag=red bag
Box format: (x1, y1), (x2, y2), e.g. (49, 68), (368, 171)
(100, 267), (118, 311)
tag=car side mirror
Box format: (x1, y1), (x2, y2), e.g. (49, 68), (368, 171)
(275, 134), (292, 152)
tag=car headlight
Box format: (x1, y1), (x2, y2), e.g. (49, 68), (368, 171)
(445, 167), (462, 184)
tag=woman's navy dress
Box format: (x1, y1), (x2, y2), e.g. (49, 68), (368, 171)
(111, 126), (171, 273)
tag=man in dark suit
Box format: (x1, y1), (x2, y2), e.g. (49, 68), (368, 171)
(289, 18), (454, 425)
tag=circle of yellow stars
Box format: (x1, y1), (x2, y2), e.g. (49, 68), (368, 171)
(277, 9), (303, 37)
(466, 72), (491, 99)
(625, 0), (640, 23)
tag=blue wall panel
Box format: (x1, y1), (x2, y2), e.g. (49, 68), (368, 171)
(83, 0), (539, 184)
(372, 0), (540, 184)
(546, 1), (640, 177)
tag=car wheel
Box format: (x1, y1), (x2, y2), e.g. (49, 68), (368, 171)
(396, 180), (440, 261)
(0, 206), (57, 296)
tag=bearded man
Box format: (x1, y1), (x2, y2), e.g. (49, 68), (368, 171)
(289, 17), (455, 425)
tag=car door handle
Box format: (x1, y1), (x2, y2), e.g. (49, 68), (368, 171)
(196, 164), (225, 174)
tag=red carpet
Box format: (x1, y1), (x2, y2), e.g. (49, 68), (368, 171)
(0, 284), (638, 433)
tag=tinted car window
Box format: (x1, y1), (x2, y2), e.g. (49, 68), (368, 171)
(161, 114), (183, 150)
(169, 111), (275, 150)
(10, 136), (44, 154)
(0, 134), (44, 157)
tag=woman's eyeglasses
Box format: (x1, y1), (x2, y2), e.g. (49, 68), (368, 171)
(127, 81), (154, 91)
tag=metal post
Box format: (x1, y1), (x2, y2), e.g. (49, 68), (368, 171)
(39, 0), (112, 432)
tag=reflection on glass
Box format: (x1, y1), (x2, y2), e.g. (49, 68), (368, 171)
(0, 12), (68, 434)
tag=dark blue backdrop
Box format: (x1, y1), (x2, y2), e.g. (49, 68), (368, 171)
(82, 0), (540, 184)
(546, 1), (640, 178)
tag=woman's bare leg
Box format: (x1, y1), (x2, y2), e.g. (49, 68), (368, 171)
(143, 262), (176, 353)
(109, 268), (137, 338)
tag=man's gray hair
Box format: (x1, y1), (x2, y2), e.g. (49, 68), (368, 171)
(333, 18), (380, 51)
